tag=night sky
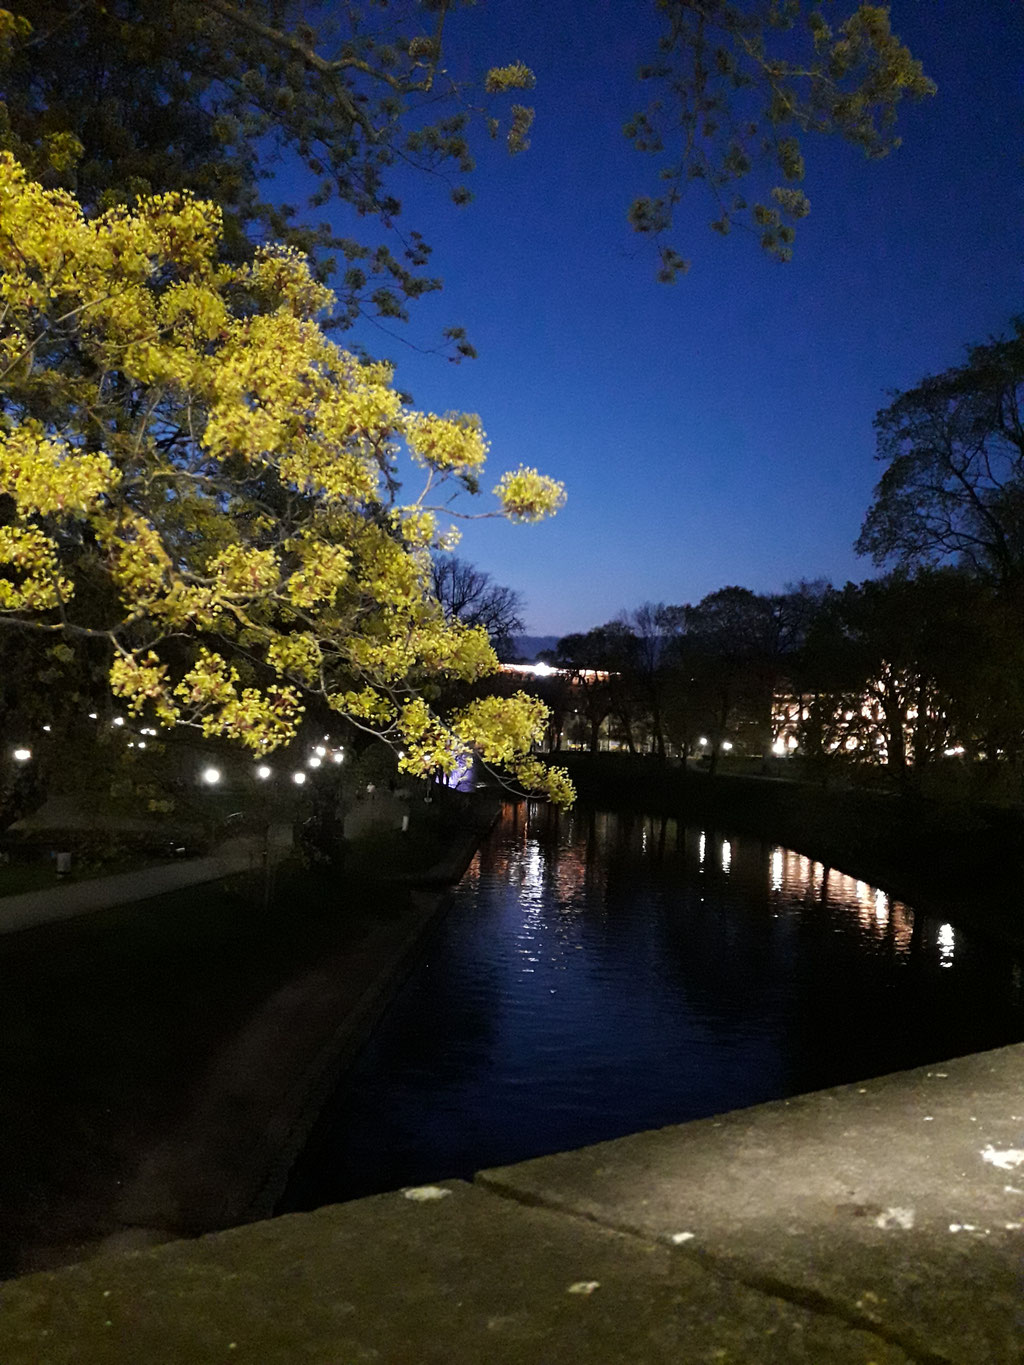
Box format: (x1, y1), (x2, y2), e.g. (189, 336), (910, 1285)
(302, 0), (1024, 636)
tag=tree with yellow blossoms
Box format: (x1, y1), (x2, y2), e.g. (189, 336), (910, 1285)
(0, 156), (574, 806)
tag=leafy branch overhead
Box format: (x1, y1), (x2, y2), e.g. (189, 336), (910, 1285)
(626, 1), (934, 278)
(0, 156), (572, 806)
(0, 1), (535, 351)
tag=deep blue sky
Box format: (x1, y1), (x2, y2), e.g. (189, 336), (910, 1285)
(301, 0), (1024, 636)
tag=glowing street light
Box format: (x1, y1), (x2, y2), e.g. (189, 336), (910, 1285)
(200, 766), (221, 785)
(292, 771), (307, 786)
(721, 740), (734, 751)
(307, 755), (322, 769)
(112, 716), (125, 727)
(255, 765), (272, 780)
(331, 752), (344, 764)
(314, 745), (327, 757)
(12, 747), (31, 762)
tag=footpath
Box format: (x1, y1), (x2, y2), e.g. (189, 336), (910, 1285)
(0, 827), (294, 936)
(0, 1040), (1022, 1362)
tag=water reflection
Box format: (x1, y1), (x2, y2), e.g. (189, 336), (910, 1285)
(764, 846), (915, 952)
(282, 802), (1024, 1213)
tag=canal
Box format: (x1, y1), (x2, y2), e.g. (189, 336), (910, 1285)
(280, 801), (1024, 1211)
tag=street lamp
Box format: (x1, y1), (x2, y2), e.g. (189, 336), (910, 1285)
(201, 766), (221, 785)
(12, 747), (31, 762)
(255, 764), (272, 780)
(292, 771), (307, 786)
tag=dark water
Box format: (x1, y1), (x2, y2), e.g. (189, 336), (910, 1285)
(281, 802), (1024, 1210)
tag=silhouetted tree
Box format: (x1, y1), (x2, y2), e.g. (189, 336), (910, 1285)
(617, 603), (686, 758)
(680, 587), (780, 770)
(430, 556), (525, 660)
(857, 321), (1024, 590)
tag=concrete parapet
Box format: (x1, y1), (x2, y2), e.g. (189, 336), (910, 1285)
(0, 1182), (913, 1364)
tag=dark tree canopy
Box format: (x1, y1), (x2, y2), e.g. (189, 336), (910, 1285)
(857, 321), (1024, 587)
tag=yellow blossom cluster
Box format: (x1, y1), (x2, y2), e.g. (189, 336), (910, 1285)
(494, 466), (567, 521)
(0, 425), (118, 517)
(0, 524), (71, 609)
(405, 412), (488, 476)
(454, 693), (549, 766)
(0, 152), (573, 804)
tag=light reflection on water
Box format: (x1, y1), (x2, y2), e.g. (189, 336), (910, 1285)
(281, 802), (1024, 1211)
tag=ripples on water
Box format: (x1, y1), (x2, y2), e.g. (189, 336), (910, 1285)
(281, 802), (1024, 1210)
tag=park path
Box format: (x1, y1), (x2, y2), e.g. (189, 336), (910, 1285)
(0, 826), (292, 935)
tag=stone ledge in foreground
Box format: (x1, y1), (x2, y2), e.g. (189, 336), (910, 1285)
(0, 1181), (911, 1365)
(478, 1041), (1024, 1365)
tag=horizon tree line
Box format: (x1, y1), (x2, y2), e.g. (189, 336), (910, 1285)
(479, 314), (1024, 796)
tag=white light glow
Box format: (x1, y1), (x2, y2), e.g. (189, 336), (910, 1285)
(201, 766), (221, 785)
(698, 737), (708, 746)
(12, 747), (31, 762)
(307, 755), (322, 769)
(256, 765), (272, 780)
(42, 725), (51, 733)
(293, 771), (307, 786)
(331, 752), (344, 764)
(721, 839), (732, 873)
(112, 716), (125, 727)
(772, 738), (786, 756)
(938, 922), (955, 967)
(314, 745), (326, 757)
(721, 740), (733, 751)
(771, 848), (783, 891)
